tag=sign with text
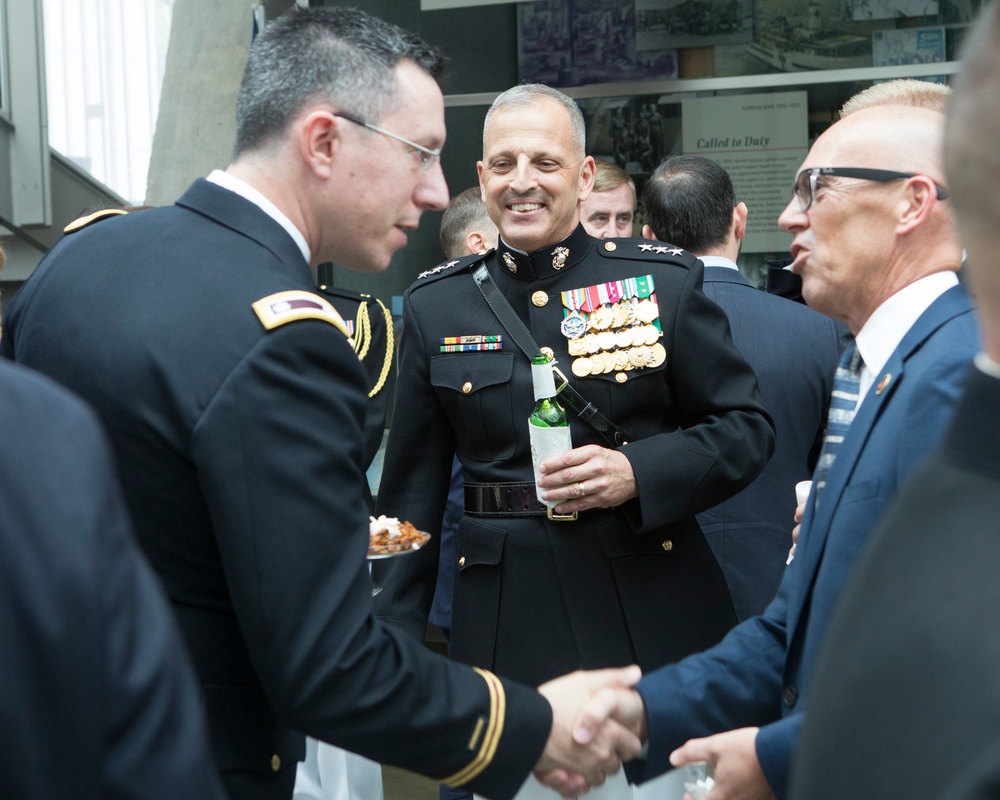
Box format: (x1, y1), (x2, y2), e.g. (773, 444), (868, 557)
(682, 91), (808, 253)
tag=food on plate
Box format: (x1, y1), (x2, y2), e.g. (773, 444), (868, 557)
(368, 515), (429, 555)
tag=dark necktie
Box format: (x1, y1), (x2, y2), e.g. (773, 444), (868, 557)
(813, 343), (864, 505)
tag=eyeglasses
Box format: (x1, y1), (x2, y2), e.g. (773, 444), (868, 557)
(793, 167), (950, 211)
(333, 111), (441, 173)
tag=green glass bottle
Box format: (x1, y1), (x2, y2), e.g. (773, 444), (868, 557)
(528, 353), (572, 507)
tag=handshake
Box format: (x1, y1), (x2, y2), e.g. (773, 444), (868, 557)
(533, 665), (648, 797)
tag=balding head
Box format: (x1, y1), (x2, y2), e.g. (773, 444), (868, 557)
(778, 105), (960, 333)
(945, 0), (1000, 357)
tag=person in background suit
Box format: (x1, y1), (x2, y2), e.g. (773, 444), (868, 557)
(0, 355), (225, 800)
(566, 104), (979, 800)
(791, 9), (1000, 798)
(580, 161), (636, 239)
(641, 155), (844, 620)
(1, 9), (644, 800)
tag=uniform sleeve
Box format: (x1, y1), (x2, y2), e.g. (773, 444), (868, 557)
(623, 261), (775, 531)
(191, 319), (549, 798)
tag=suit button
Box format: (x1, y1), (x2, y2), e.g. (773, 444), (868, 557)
(462, 381), (472, 394)
(604, 241), (617, 252)
(661, 539), (673, 552)
(782, 686), (797, 707)
(458, 556), (466, 568)
(532, 291), (549, 307)
(270, 754), (282, 772)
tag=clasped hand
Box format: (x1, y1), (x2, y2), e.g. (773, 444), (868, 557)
(536, 445), (638, 514)
(534, 667), (648, 797)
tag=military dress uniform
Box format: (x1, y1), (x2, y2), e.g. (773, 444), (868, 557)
(373, 224), (775, 688)
(1, 180), (552, 800)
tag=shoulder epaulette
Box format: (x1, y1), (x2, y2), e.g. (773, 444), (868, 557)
(252, 290), (351, 340)
(63, 208), (128, 234)
(414, 251), (489, 285)
(595, 238), (699, 270)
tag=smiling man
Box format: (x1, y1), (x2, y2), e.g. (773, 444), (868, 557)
(580, 161), (637, 239)
(372, 84), (774, 799)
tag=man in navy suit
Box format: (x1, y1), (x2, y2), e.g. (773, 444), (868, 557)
(791, 11), (1000, 798)
(561, 104), (979, 800)
(0, 356), (225, 800)
(641, 155), (844, 620)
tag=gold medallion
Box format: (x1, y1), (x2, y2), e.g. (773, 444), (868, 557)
(531, 291), (549, 307)
(572, 357), (593, 377)
(635, 299), (659, 324)
(629, 346), (650, 368)
(615, 330), (634, 349)
(568, 337), (588, 357)
(650, 342), (667, 367)
(602, 355), (616, 374)
(584, 334), (601, 354)
(597, 331), (617, 351)
(588, 353), (606, 373)
(590, 306), (614, 330)
(644, 325), (661, 346)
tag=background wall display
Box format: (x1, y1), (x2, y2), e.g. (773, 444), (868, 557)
(517, 0), (677, 87)
(682, 91), (808, 253)
(582, 94), (680, 179)
(845, 0), (939, 21)
(872, 26), (945, 66)
(635, 0), (754, 51)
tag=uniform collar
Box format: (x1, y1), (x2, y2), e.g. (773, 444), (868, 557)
(495, 224), (594, 281)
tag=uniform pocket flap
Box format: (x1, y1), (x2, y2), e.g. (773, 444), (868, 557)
(456, 517), (506, 570)
(430, 352), (514, 394)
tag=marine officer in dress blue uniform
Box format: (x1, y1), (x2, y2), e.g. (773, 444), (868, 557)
(373, 84), (775, 709)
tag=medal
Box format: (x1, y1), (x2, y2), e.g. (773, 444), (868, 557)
(650, 342), (667, 367)
(560, 311), (587, 339)
(572, 357), (593, 377)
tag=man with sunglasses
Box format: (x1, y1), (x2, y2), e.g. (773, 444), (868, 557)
(564, 103), (979, 800)
(1, 9), (648, 800)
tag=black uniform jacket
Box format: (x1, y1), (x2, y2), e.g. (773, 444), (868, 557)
(0, 359), (225, 800)
(1, 180), (549, 800)
(374, 225), (775, 687)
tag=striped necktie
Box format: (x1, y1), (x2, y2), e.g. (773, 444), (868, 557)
(813, 343), (863, 505)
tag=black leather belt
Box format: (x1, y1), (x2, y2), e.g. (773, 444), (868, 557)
(464, 482), (577, 521)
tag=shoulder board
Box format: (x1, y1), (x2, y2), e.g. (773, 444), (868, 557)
(252, 291), (351, 340)
(63, 208), (128, 234)
(595, 238), (699, 270)
(414, 251), (488, 284)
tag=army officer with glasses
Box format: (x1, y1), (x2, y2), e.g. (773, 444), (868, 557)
(564, 103), (978, 800)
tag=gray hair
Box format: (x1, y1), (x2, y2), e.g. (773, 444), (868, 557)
(235, 7), (444, 156)
(483, 84), (586, 155)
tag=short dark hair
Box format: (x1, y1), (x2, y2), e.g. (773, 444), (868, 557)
(642, 155), (735, 253)
(439, 188), (497, 259)
(235, 7), (444, 156)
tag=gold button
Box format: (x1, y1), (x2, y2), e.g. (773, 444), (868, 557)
(532, 290), (549, 307)
(458, 556), (466, 568)
(271, 754), (281, 772)
(604, 241), (617, 252)
(462, 381), (472, 394)
(615, 372), (627, 383)
(540, 346), (555, 362)
(661, 539), (673, 552)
